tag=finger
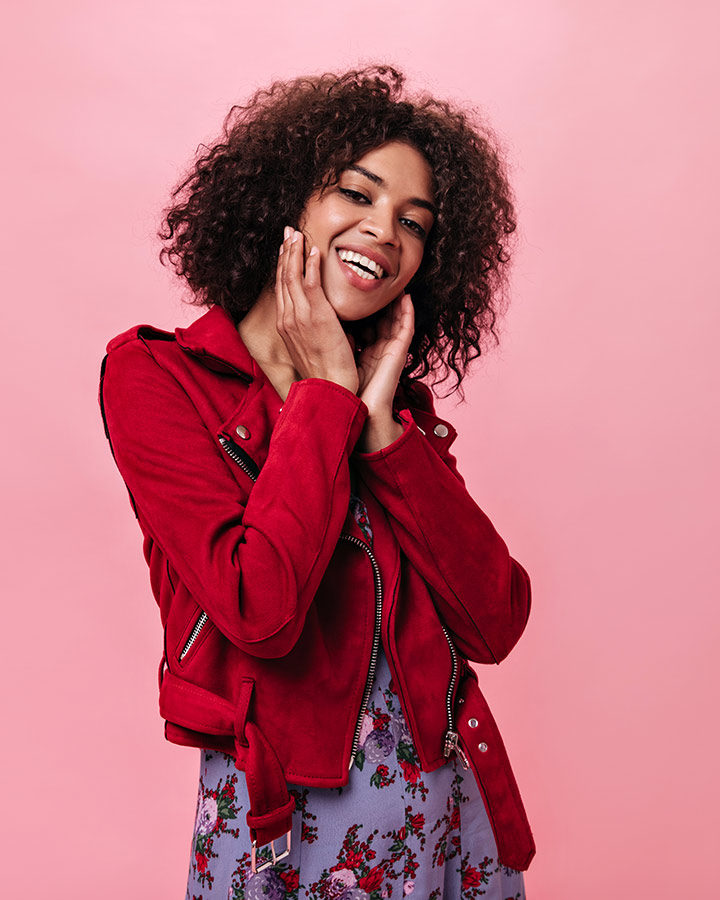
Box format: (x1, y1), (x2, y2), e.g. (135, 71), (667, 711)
(283, 230), (312, 318)
(275, 235), (287, 329)
(278, 229), (300, 330)
(302, 240), (342, 325)
(396, 292), (415, 339)
(376, 296), (399, 342)
(303, 244), (322, 298)
(304, 245), (346, 332)
(381, 293), (411, 347)
(278, 226), (298, 308)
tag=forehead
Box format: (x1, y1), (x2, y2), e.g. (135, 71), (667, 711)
(345, 141), (435, 200)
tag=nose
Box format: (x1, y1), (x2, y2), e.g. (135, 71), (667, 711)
(360, 205), (399, 246)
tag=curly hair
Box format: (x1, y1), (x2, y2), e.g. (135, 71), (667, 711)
(158, 63), (518, 398)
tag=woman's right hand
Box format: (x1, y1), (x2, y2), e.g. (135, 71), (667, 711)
(275, 227), (359, 394)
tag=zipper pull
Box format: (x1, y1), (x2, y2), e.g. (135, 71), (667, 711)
(443, 730), (470, 769)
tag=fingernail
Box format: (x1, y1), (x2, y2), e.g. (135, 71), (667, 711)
(309, 246), (318, 257)
(284, 226), (290, 239)
(291, 231), (300, 244)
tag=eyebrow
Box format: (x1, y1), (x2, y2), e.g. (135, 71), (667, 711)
(346, 164), (438, 217)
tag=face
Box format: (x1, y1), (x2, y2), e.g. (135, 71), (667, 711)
(297, 140), (436, 321)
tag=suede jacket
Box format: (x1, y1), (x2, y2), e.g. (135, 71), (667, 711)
(98, 304), (536, 870)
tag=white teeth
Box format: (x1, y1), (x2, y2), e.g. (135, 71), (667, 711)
(337, 249), (384, 278)
(346, 262), (374, 279)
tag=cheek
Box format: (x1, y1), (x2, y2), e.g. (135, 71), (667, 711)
(401, 248), (426, 283)
(303, 200), (351, 241)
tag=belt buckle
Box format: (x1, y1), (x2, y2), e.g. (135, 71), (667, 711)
(251, 828), (292, 874)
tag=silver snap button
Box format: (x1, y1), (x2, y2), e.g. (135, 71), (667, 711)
(235, 424), (250, 439)
(478, 742), (488, 753)
(433, 423), (449, 438)
(468, 718), (479, 728)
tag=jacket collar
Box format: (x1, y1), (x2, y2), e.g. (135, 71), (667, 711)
(175, 305), (255, 381)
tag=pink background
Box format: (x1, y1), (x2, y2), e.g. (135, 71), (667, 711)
(3, 1), (718, 896)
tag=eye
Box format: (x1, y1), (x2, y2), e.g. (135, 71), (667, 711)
(338, 188), (370, 203)
(401, 218), (426, 237)
(339, 188), (428, 238)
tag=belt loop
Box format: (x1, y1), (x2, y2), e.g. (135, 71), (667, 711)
(236, 710), (294, 864)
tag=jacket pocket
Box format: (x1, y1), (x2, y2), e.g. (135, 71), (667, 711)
(175, 604), (214, 666)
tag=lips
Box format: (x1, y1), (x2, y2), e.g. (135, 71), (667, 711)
(334, 248), (386, 292)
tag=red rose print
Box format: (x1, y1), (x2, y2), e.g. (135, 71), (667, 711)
(345, 850), (365, 869)
(280, 868), (300, 891)
(358, 865), (384, 892)
(409, 813), (425, 832)
(462, 866), (483, 888)
(450, 806), (460, 830)
(374, 713), (391, 731)
(400, 759), (420, 784)
(195, 852), (208, 873)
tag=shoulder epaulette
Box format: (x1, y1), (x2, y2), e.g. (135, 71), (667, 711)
(106, 323), (176, 353)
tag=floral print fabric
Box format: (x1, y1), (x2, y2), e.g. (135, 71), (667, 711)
(185, 495), (525, 899)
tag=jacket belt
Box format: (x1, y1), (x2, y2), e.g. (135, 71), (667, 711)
(456, 669), (536, 871)
(241, 720), (295, 846)
(159, 672), (293, 847)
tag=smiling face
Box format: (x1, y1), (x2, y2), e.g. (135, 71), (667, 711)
(297, 140), (436, 321)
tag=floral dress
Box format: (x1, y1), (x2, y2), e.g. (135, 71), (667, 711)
(186, 494), (526, 900)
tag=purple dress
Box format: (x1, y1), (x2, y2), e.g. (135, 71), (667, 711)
(186, 495), (526, 900)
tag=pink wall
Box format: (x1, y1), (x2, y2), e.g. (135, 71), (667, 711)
(3, 1), (718, 896)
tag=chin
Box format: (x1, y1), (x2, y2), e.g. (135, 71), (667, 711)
(328, 299), (385, 323)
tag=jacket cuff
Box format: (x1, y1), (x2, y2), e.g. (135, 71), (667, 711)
(283, 378), (369, 455)
(351, 408), (419, 461)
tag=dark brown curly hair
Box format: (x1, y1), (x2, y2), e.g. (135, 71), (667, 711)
(158, 63), (518, 398)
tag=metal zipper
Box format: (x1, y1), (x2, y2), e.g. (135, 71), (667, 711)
(179, 436), (262, 662)
(218, 435), (261, 481)
(179, 611), (209, 660)
(441, 624), (470, 769)
(342, 531), (383, 771)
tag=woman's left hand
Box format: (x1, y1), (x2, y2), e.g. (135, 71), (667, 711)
(355, 291), (414, 416)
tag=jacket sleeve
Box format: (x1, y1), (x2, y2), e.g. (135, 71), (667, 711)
(100, 338), (368, 659)
(351, 382), (531, 665)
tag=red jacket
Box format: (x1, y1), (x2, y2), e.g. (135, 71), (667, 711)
(98, 304), (535, 870)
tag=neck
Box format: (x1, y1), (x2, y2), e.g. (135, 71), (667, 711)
(237, 285), (297, 371)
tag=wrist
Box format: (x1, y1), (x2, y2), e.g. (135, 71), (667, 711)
(357, 411), (404, 453)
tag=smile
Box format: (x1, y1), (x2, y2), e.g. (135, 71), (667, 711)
(336, 248), (386, 280)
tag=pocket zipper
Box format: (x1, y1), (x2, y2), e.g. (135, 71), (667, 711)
(179, 611), (209, 660)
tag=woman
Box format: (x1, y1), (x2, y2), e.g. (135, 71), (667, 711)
(99, 64), (535, 899)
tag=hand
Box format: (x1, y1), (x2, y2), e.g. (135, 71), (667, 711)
(355, 291), (415, 416)
(275, 227), (359, 394)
